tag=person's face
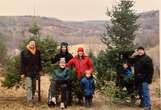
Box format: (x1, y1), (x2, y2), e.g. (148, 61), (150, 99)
(85, 73), (91, 78)
(61, 46), (67, 53)
(123, 63), (128, 69)
(137, 49), (145, 56)
(29, 41), (36, 49)
(59, 60), (66, 68)
(78, 51), (83, 57)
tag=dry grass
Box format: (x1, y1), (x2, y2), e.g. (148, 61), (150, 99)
(0, 75), (160, 110)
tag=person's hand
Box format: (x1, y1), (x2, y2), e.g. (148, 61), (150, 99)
(132, 49), (138, 56)
(21, 74), (25, 79)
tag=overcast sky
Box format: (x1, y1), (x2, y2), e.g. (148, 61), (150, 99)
(0, 0), (160, 21)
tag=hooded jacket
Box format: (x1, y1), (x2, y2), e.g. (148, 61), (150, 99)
(80, 76), (95, 96)
(66, 53), (94, 79)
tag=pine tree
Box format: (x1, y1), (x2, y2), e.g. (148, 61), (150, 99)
(96, 0), (139, 100)
(102, 0), (139, 51)
(28, 21), (41, 38)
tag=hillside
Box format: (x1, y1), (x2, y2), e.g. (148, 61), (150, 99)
(0, 10), (159, 52)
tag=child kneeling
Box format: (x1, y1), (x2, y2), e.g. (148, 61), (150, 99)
(48, 58), (71, 109)
(80, 71), (95, 107)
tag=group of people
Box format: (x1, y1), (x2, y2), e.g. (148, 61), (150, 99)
(20, 40), (154, 110)
(20, 40), (95, 109)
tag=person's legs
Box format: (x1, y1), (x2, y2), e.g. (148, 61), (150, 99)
(67, 80), (72, 105)
(85, 96), (93, 107)
(31, 77), (37, 99)
(48, 80), (61, 105)
(85, 96), (89, 107)
(50, 80), (57, 97)
(26, 77), (33, 106)
(141, 82), (151, 109)
(89, 95), (93, 106)
(60, 83), (68, 108)
(137, 83), (144, 107)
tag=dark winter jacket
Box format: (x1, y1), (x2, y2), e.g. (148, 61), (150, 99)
(20, 48), (42, 78)
(130, 54), (154, 84)
(80, 76), (95, 96)
(52, 68), (71, 81)
(51, 52), (73, 64)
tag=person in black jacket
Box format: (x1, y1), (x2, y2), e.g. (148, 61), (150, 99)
(51, 42), (73, 105)
(51, 42), (73, 64)
(20, 40), (42, 107)
(130, 47), (154, 110)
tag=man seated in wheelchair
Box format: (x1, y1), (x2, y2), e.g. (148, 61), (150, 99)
(48, 57), (71, 109)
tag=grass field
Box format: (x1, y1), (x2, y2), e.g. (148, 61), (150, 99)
(0, 75), (160, 110)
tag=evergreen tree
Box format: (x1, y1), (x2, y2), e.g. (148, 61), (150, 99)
(102, 0), (139, 51)
(96, 0), (139, 100)
(97, 0), (139, 81)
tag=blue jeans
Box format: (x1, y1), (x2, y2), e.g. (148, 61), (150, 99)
(137, 82), (151, 108)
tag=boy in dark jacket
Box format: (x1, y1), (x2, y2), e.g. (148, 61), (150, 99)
(48, 57), (71, 109)
(80, 72), (95, 107)
(121, 62), (135, 97)
(122, 62), (132, 77)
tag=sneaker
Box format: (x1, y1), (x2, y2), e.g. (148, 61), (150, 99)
(60, 102), (65, 109)
(144, 107), (151, 110)
(51, 97), (56, 105)
(27, 101), (34, 107)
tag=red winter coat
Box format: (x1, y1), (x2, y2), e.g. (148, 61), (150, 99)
(66, 55), (94, 79)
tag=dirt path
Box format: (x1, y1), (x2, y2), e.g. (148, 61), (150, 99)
(0, 76), (160, 110)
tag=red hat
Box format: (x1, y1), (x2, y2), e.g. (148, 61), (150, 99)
(77, 47), (84, 52)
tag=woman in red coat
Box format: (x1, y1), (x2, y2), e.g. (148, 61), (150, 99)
(66, 47), (94, 105)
